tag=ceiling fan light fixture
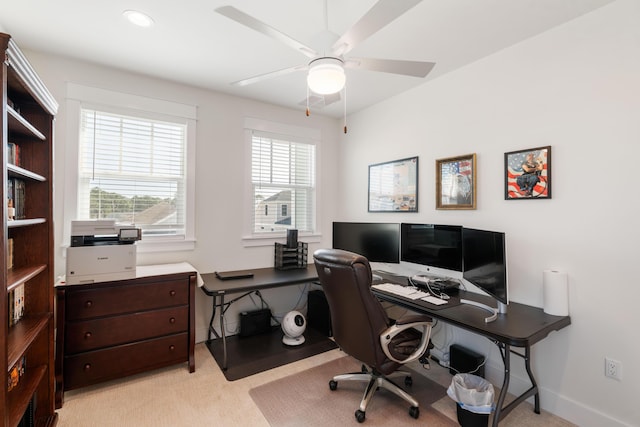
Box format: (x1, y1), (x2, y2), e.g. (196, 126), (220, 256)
(307, 58), (345, 95)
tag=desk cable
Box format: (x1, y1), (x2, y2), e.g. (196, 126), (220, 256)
(252, 290), (282, 327)
(447, 339), (494, 376)
(268, 282), (311, 325)
(408, 277), (450, 301)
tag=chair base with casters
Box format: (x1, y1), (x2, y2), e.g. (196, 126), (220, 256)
(329, 365), (421, 423)
(313, 248), (433, 423)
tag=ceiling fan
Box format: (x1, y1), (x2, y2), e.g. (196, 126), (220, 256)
(216, 0), (436, 99)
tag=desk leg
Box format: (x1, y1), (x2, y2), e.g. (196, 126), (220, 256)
(494, 344), (540, 425)
(208, 295), (217, 341)
(220, 293), (228, 371)
(207, 290), (256, 372)
(493, 343), (511, 427)
(524, 346), (541, 414)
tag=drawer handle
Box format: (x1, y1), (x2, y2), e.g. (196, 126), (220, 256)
(169, 290), (176, 297)
(84, 332), (92, 339)
(84, 363), (91, 371)
(169, 345), (175, 351)
(169, 317), (176, 324)
(84, 300), (93, 308)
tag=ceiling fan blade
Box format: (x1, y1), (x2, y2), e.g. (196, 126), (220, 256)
(345, 58), (435, 78)
(216, 6), (318, 58)
(332, 0), (422, 56)
(231, 65), (307, 87)
(299, 91), (341, 108)
(323, 91), (342, 105)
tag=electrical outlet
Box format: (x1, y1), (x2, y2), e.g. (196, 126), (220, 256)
(605, 357), (622, 381)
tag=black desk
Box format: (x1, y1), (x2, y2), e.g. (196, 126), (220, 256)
(371, 281), (571, 427)
(200, 265), (319, 370)
(201, 266), (571, 425)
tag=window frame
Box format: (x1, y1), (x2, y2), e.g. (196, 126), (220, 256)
(64, 83), (197, 253)
(242, 118), (322, 247)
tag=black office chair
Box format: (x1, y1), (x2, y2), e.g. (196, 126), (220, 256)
(313, 248), (433, 423)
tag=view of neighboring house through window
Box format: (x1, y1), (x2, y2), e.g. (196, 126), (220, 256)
(78, 108), (187, 238)
(251, 132), (316, 234)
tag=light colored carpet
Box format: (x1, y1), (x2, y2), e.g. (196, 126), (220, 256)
(57, 343), (347, 427)
(249, 356), (456, 426)
(56, 343), (576, 426)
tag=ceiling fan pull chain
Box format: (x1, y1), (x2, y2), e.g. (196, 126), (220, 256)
(343, 84), (348, 134)
(306, 85), (310, 117)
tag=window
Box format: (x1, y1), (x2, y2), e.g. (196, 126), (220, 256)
(65, 84), (196, 252)
(78, 108), (187, 238)
(251, 133), (316, 235)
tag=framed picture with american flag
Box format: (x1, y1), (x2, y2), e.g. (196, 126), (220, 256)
(436, 153), (476, 210)
(505, 146), (551, 200)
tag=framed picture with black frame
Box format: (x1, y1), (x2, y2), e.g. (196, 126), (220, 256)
(436, 153), (476, 210)
(368, 156), (418, 212)
(504, 146), (551, 200)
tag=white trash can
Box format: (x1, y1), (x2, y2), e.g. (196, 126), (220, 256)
(447, 373), (495, 427)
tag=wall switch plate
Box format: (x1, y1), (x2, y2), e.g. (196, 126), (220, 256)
(605, 357), (622, 381)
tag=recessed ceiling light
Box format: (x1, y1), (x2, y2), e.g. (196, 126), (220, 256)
(123, 10), (154, 27)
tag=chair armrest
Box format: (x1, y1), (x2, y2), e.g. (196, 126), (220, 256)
(395, 314), (432, 326)
(380, 320), (432, 364)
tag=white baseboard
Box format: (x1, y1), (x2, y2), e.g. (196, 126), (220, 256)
(484, 360), (631, 427)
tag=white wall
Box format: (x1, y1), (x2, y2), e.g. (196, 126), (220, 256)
(21, 50), (341, 346)
(338, 1), (638, 426)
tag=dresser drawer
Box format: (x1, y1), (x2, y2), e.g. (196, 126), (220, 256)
(64, 333), (188, 390)
(65, 278), (189, 320)
(65, 306), (189, 353)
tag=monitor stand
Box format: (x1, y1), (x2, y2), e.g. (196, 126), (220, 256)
(459, 299), (507, 323)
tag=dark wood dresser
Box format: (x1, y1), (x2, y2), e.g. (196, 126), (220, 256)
(54, 263), (197, 408)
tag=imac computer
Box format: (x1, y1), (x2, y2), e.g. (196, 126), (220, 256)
(332, 222), (400, 263)
(462, 227), (508, 322)
(400, 223), (463, 272)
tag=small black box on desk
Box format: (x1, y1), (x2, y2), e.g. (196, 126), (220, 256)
(449, 344), (485, 377)
(239, 309), (272, 337)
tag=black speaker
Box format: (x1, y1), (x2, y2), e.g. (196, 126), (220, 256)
(307, 289), (332, 336)
(286, 229), (298, 248)
(239, 309), (272, 337)
(449, 344), (485, 377)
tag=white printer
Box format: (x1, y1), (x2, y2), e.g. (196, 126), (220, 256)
(66, 220), (141, 285)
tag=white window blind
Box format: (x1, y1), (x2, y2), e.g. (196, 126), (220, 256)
(251, 133), (316, 234)
(78, 108), (187, 237)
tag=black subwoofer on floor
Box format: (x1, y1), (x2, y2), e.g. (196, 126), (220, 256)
(239, 308), (272, 337)
(449, 344), (485, 377)
(307, 289), (332, 337)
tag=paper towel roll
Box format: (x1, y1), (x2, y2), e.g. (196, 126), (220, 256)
(543, 270), (569, 316)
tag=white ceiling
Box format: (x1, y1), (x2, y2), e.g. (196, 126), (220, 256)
(1, 0), (613, 118)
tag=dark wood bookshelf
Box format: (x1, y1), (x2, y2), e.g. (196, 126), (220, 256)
(7, 365), (46, 427)
(8, 164), (46, 183)
(2, 32), (58, 427)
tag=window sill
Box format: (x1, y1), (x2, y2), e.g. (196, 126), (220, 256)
(61, 238), (195, 257)
(136, 238), (196, 253)
(242, 233), (321, 247)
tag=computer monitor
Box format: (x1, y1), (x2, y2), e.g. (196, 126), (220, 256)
(462, 227), (508, 321)
(332, 222), (400, 263)
(400, 223), (463, 273)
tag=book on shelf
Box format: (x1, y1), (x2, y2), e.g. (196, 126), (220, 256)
(7, 178), (26, 220)
(7, 355), (26, 392)
(18, 395), (35, 427)
(7, 237), (14, 269)
(7, 142), (20, 166)
(8, 283), (25, 326)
